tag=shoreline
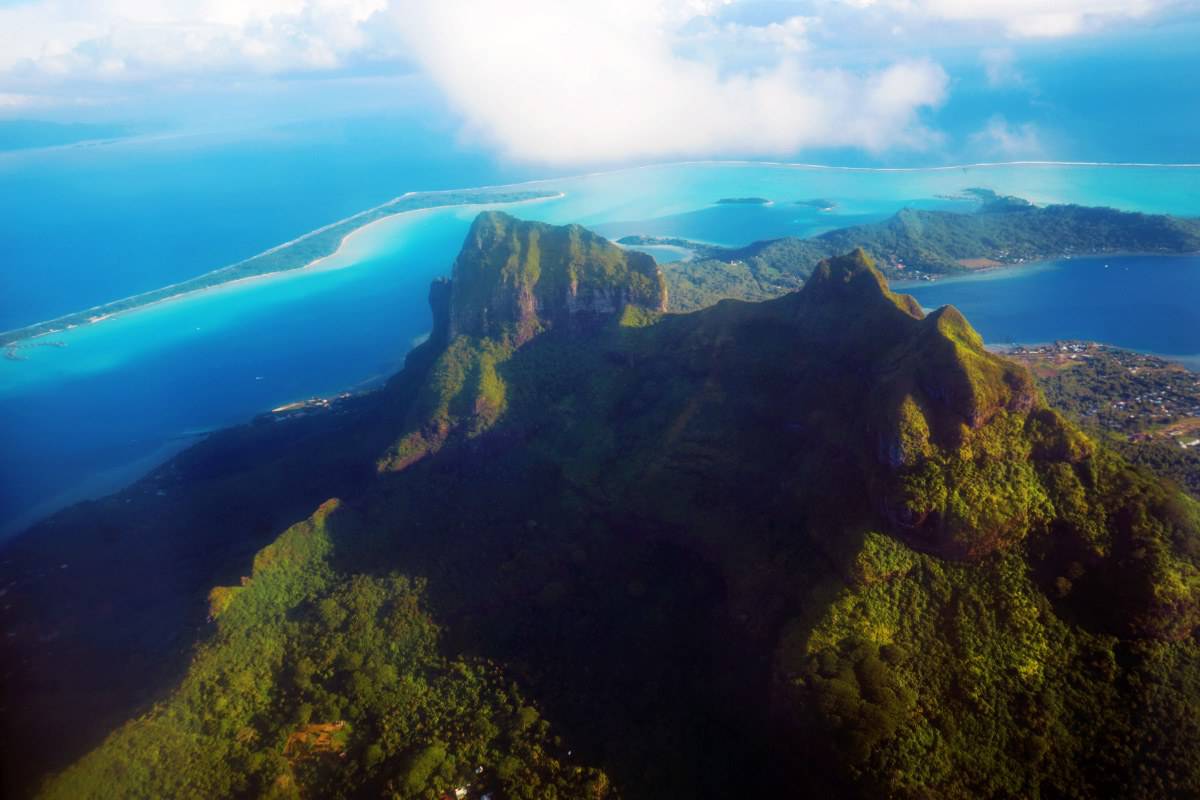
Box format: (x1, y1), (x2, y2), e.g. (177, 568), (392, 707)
(0, 190), (565, 349)
(12, 132), (1200, 172)
(620, 243), (697, 263)
(889, 248), (1200, 289)
(988, 340), (1200, 374)
(6, 154), (1199, 348)
(667, 158), (1200, 173)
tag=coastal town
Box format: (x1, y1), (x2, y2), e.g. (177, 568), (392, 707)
(1005, 341), (1200, 495)
(1005, 341), (1200, 445)
(258, 391), (360, 423)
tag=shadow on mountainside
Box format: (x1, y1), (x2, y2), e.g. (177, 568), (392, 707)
(0, 388), (419, 795)
(6, 233), (1200, 798)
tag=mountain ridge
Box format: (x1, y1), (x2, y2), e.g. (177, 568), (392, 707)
(6, 213), (1200, 799)
(627, 191), (1200, 311)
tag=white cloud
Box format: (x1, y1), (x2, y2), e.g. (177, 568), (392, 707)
(924, 0), (1159, 37)
(0, 0), (389, 77)
(0, 1), (947, 164)
(969, 115), (1043, 157)
(0, 90), (103, 111)
(7, 0), (1181, 163)
(714, 15), (815, 54)
(980, 48), (1023, 88)
(0, 93), (38, 109)
(385, 0), (947, 164)
(842, 0), (1166, 38)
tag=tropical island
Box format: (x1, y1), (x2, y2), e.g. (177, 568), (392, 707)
(639, 189), (1200, 311)
(616, 234), (700, 249)
(716, 196), (773, 204)
(0, 188), (563, 348)
(4, 212), (1199, 799)
(796, 197), (837, 210)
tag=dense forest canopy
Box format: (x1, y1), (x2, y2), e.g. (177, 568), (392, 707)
(639, 190), (1200, 311)
(5, 213), (1199, 799)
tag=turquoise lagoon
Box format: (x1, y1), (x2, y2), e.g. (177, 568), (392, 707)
(2, 159), (1200, 535)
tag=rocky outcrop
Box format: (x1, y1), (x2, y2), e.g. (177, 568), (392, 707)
(379, 212), (668, 474)
(445, 211), (667, 345)
(427, 277), (452, 349)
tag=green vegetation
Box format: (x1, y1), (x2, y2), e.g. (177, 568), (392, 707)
(41, 499), (615, 800)
(716, 197), (771, 205)
(377, 335), (514, 472)
(819, 196), (1200, 272)
(449, 211), (667, 344)
(8, 217), (1200, 799)
(1007, 342), (1200, 495)
(780, 543), (1197, 797)
(649, 189), (1200, 311)
(615, 235), (696, 249)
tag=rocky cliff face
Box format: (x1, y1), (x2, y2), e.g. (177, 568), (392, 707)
(445, 211), (667, 344)
(380, 211), (669, 474)
(426, 277), (453, 350)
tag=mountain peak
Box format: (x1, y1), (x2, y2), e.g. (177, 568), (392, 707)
(381, 213), (669, 473)
(788, 249), (925, 351)
(446, 211), (667, 344)
(777, 251), (1048, 558)
(799, 249), (923, 316)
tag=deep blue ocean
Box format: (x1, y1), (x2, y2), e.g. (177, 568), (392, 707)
(2, 124), (1200, 536)
(900, 255), (1200, 364)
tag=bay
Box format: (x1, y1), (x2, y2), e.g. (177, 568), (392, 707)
(899, 255), (1200, 365)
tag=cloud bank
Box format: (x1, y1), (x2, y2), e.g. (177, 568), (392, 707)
(980, 48), (1023, 88)
(839, 0), (1165, 38)
(388, 0), (948, 163)
(0, 0), (1189, 163)
(0, 0), (390, 77)
(969, 115), (1043, 158)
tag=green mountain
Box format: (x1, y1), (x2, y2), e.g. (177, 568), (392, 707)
(644, 191), (1200, 311)
(446, 211), (667, 343)
(8, 212), (1200, 799)
(378, 211), (668, 473)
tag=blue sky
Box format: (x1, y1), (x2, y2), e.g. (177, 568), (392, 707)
(1, 0), (1198, 166)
